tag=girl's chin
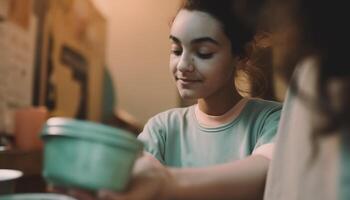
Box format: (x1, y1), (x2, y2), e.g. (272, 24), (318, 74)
(178, 91), (199, 100)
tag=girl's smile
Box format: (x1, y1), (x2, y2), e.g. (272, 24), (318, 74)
(176, 76), (202, 86)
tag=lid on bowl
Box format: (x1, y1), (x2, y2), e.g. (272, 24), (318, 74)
(41, 117), (143, 151)
(0, 193), (77, 200)
(0, 169), (23, 182)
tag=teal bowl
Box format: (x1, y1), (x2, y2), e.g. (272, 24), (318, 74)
(40, 117), (143, 192)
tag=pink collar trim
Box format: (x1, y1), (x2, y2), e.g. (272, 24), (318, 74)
(195, 98), (248, 128)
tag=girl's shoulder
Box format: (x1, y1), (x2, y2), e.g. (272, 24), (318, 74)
(238, 98), (282, 123)
(245, 98), (282, 112)
(232, 99), (282, 135)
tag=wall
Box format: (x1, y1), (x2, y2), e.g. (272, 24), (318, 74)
(92, 0), (180, 125)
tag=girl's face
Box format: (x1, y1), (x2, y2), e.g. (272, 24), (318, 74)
(169, 9), (236, 100)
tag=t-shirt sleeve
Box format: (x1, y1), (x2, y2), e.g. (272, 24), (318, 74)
(137, 115), (166, 164)
(254, 104), (282, 150)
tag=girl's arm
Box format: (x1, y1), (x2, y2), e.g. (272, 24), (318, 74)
(168, 154), (269, 200)
(99, 151), (271, 200)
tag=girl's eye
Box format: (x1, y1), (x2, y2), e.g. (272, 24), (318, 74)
(197, 52), (214, 59)
(171, 49), (182, 56)
(171, 44), (182, 56)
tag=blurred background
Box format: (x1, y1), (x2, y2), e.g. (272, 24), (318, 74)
(0, 0), (181, 193)
(0, 0), (181, 134)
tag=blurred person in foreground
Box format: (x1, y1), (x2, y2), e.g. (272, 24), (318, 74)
(234, 0), (350, 199)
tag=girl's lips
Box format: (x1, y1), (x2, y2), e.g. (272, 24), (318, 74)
(177, 78), (201, 86)
(178, 78), (200, 82)
(176, 77), (201, 82)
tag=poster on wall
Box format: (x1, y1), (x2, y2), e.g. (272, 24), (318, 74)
(0, 0), (37, 134)
(39, 0), (106, 121)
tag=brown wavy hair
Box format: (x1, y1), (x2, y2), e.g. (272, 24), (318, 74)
(178, 0), (275, 99)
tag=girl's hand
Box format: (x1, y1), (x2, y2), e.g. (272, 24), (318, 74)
(98, 153), (174, 200)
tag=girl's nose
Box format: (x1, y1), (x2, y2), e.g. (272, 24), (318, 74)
(177, 52), (194, 72)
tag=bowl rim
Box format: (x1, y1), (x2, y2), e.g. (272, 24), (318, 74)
(41, 117), (144, 150)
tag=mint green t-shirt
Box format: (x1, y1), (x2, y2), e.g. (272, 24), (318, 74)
(138, 98), (282, 167)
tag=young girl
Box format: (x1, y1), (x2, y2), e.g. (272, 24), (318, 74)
(96, 0), (281, 200)
(136, 0), (281, 168)
(54, 0), (280, 199)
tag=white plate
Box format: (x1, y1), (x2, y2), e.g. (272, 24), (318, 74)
(0, 169), (23, 181)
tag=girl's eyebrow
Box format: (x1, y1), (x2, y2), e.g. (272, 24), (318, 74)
(191, 37), (220, 46)
(169, 35), (220, 46)
(169, 35), (181, 44)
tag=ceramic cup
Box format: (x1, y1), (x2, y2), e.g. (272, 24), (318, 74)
(14, 106), (48, 151)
